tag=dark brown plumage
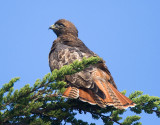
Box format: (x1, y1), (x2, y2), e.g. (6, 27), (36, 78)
(49, 19), (136, 109)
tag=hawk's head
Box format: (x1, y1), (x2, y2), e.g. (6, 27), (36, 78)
(49, 19), (78, 37)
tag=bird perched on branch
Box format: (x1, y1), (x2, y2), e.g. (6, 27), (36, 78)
(49, 19), (135, 109)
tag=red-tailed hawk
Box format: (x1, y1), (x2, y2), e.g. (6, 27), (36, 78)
(49, 19), (135, 109)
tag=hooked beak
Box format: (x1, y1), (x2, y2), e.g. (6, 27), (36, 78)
(49, 24), (56, 30)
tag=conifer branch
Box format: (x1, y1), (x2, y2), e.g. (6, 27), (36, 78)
(0, 57), (159, 124)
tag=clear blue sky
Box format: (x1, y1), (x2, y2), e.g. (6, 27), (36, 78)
(0, 0), (160, 124)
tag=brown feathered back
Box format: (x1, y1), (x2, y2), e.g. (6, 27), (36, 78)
(49, 19), (136, 109)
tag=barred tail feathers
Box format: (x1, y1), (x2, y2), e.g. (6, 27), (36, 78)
(63, 86), (79, 99)
(92, 68), (136, 109)
(63, 86), (98, 105)
(62, 68), (136, 109)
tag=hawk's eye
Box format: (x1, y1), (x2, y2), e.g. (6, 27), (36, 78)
(57, 23), (65, 27)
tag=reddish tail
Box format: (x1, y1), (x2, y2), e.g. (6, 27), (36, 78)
(63, 69), (136, 109)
